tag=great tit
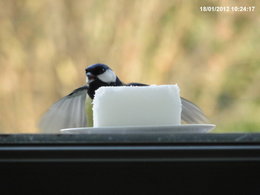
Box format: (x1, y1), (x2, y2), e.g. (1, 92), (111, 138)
(39, 63), (208, 132)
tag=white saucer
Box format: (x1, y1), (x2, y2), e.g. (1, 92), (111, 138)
(60, 124), (216, 134)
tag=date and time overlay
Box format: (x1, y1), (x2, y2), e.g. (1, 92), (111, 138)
(199, 0), (257, 13)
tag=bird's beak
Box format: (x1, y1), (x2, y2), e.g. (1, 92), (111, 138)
(86, 72), (96, 84)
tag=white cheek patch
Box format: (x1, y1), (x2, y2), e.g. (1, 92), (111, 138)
(97, 69), (117, 83)
(86, 77), (92, 84)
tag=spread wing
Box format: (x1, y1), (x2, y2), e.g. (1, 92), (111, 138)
(39, 86), (88, 133)
(181, 97), (209, 124)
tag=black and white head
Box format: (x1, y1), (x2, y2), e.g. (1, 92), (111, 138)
(85, 63), (122, 98)
(85, 63), (117, 84)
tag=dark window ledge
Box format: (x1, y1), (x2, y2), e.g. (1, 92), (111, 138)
(1, 133), (260, 162)
(1, 133), (260, 194)
(1, 133), (260, 144)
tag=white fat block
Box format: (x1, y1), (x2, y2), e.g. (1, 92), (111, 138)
(92, 85), (182, 127)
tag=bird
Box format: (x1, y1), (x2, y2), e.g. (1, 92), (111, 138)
(39, 63), (208, 133)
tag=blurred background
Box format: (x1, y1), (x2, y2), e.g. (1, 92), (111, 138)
(0, 0), (259, 133)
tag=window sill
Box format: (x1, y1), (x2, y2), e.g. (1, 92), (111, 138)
(1, 133), (260, 193)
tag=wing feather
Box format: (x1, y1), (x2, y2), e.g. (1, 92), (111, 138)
(181, 97), (209, 124)
(39, 86), (88, 133)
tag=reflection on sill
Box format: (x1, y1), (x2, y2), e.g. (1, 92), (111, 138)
(0, 133), (260, 144)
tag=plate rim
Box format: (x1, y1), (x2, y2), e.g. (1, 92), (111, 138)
(60, 124), (216, 132)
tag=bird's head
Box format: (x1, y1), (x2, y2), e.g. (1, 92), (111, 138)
(85, 63), (122, 99)
(85, 63), (117, 85)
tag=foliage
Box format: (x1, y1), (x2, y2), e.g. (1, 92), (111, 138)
(0, 0), (259, 132)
